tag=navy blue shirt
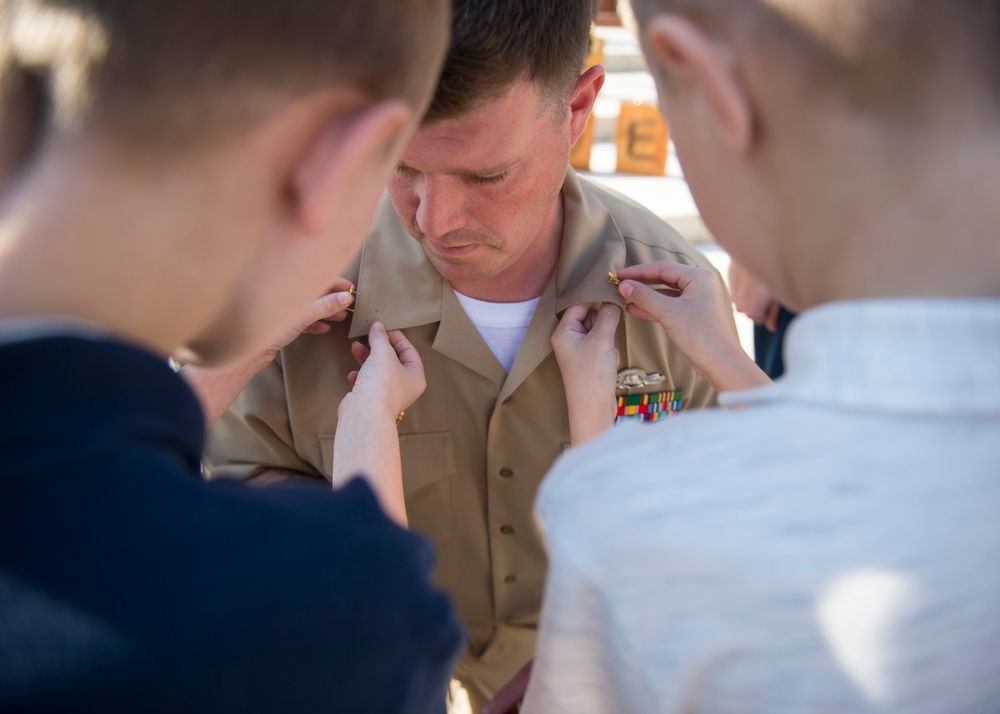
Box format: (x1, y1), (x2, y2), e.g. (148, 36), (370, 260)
(0, 336), (463, 713)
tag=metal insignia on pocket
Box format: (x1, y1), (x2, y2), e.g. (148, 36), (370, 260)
(616, 368), (666, 390)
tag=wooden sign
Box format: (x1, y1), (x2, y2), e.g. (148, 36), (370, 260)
(597, 0), (621, 25)
(584, 36), (605, 71)
(570, 34), (604, 172)
(615, 102), (669, 176)
(570, 113), (596, 171)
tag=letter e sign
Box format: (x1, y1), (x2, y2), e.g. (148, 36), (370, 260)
(615, 102), (669, 176)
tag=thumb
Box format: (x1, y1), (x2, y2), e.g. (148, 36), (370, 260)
(620, 281), (669, 321)
(308, 291), (354, 322)
(366, 321), (390, 355)
(562, 303), (591, 324)
(592, 303), (622, 339)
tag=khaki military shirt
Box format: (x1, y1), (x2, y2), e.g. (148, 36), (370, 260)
(206, 169), (720, 655)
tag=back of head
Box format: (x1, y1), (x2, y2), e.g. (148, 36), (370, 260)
(628, 0), (1000, 308)
(425, 0), (599, 122)
(0, 0), (450, 173)
(628, 0), (1000, 117)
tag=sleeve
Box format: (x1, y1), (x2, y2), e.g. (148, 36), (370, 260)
(203, 352), (324, 484)
(318, 479), (465, 714)
(214, 477), (464, 714)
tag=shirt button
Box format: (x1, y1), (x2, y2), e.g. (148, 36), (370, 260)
(499, 467), (513, 479)
(504, 574), (517, 584)
(500, 525), (515, 535)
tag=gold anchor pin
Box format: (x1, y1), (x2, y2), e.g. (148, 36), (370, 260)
(345, 284), (359, 313)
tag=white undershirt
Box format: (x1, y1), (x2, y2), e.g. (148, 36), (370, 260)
(454, 292), (540, 372)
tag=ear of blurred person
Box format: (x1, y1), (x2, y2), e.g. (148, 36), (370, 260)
(0, 74), (418, 370)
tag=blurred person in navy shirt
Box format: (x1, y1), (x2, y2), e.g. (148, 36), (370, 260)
(0, 1), (463, 711)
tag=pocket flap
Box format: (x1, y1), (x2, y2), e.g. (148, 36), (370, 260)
(399, 431), (455, 492)
(317, 431), (455, 493)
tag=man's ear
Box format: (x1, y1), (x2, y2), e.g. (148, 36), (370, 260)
(645, 15), (752, 154)
(293, 99), (413, 236)
(568, 64), (605, 145)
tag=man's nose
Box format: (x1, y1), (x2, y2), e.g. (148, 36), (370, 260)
(415, 179), (466, 240)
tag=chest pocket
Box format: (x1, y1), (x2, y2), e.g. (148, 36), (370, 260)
(317, 431), (454, 545)
(615, 317), (687, 422)
(399, 432), (454, 544)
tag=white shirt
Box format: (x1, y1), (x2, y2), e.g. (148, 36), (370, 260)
(454, 292), (540, 372)
(524, 299), (1000, 714)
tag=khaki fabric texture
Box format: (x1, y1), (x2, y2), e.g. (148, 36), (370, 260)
(205, 169), (720, 706)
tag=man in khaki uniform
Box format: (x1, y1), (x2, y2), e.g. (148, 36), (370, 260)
(206, 0), (724, 709)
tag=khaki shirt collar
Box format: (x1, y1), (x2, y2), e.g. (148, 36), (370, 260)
(349, 168), (627, 343)
(348, 194), (443, 339)
(553, 168), (627, 312)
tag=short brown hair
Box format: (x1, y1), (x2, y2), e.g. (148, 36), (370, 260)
(0, 0), (450, 151)
(424, 0), (599, 122)
(628, 0), (1000, 114)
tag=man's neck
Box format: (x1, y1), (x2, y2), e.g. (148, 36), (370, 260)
(448, 194), (564, 303)
(0, 147), (243, 359)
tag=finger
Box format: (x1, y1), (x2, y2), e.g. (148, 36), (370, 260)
(306, 290), (355, 326)
(561, 303), (592, 328)
(619, 280), (677, 324)
(616, 260), (695, 289)
(387, 329), (423, 371)
(746, 306), (767, 324)
(553, 304), (592, 345)
(319, 309), (350, 325)
(303, 322), (332, 335)
(624, 302), (658, 323)
(365, 321), (395, 361)
(347, 370), (359, 387)
(590, 303), (622, 340)
(350, 340), (371, 368)
(765, 301), (782, 333)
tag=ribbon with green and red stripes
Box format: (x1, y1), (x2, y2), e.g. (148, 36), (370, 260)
(615, 390), (683, 423)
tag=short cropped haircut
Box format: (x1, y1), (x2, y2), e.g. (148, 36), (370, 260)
(628, 0), (1000, 115)
(424, 0), (599, 123)
(0, 0), (450, 152)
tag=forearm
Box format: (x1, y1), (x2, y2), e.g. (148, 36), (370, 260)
(180, 352), (272, 428)
(332, 397), (407, 527)
(693, 346), (772, 395)
(563, 388), (616, 445)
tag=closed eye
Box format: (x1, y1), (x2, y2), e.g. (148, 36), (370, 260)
(469, 172), (507, 186)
